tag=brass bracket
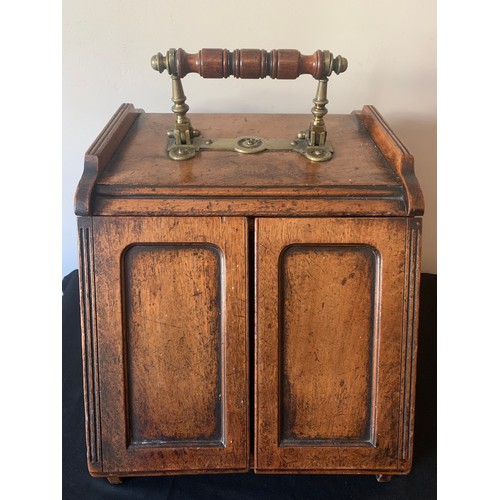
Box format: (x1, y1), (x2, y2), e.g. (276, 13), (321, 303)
(165, 76), (335, 162)
(167, 135), (334, 162)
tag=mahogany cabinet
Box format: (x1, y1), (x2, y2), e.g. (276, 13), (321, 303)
(75, 105), (423, 483)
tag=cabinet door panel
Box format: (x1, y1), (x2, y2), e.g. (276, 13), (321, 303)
(255, 217), (421, 473)
(124, 244), (223, 446)
(91, 217), (248, 473)
(279, 244), (378, 445)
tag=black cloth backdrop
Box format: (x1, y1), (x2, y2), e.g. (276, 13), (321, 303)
(62, 271), (436, 499)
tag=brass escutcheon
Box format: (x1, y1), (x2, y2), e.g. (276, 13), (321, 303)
(234, 136), (266, 154)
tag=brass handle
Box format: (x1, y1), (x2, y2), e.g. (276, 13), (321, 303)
(151, 48), (348, 80)
(151, 48), (348, 161)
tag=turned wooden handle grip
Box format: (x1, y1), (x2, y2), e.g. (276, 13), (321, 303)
(152, 48), (348, 80)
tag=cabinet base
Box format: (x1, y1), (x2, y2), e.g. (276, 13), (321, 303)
(96, 470), (406, 481)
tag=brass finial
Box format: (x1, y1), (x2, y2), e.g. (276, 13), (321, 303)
(332, 55), (348, 75)
(151, 49), (177, 75)
(151, 52), (166, 73)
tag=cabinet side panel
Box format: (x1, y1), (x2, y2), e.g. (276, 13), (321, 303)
(279, 245), (379, 445)
(123, 244), (223, 446)
(77, 217), (102, 471)
(398, 219), (422, 467)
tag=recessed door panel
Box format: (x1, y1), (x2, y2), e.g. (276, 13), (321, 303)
(123, 244), (223, 446)
(279, 244), (379, 446)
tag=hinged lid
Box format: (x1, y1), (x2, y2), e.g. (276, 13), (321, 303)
(74, 104), (424, 218)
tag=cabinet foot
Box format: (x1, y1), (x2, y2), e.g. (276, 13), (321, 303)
(376, 474), (393, 483)
(107, 476), (123, 485)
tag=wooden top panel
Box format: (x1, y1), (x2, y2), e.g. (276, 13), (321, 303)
(75, 104), (424, 216)
(97, 113), (400, 190)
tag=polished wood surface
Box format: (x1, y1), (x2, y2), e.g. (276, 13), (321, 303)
(85, 216), (248, 474)
(75, 107), (423, 217)
(354, 105), (424, 215)
(255, 217), (421, 473)
(172, 48), (327, 79)
(75, 106), (423, 480)
(279, 243), (377, 443)
(124, 244), (222, 444)
(74, 103), (142, 216)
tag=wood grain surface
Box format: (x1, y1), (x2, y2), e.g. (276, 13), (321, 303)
(75, 105), (424, 480)
(172, 48), (327, 79)
(124, 244), (222, 445)
(279, 244), (377, 445)
(255, 217), (420, 473)
(90, 216), (248, 474)
(73, 108), (423, 217)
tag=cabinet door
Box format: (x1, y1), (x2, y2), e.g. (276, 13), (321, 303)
(255, 217), (421, 474)
(80, 216), (248, 474)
